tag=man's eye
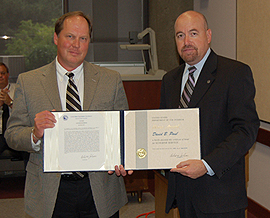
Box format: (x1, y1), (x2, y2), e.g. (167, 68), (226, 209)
(191, 32), (198, 36)
(176, 34), (184, 38)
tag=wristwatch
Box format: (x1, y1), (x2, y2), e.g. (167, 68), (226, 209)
(8, 100), (13, 107)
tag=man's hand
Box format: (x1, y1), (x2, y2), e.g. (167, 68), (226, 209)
(33, 110), (57, 143)
(108, 165), (133, 177)
(170, 159), (207, 179)
(0, 88), (12, 106)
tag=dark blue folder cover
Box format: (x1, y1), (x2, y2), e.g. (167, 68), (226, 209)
(120, 110), (125, 167)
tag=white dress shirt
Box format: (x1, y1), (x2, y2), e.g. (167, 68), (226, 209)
(31, 57), (84, 150)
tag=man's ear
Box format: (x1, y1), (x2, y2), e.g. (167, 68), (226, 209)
(53, 32), (58, 46)
(206, 29), (212, 44)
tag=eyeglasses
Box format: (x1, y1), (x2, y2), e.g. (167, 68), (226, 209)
(0, 72), (8, 76)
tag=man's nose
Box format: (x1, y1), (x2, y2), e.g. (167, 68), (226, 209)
(73, 38), (80, 48)
(184, 35), (190, 45)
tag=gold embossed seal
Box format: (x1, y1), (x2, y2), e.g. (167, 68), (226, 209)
(137, 148), (147, 159)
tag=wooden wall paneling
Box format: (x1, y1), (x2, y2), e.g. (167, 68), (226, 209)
(154, 171), (180, 218)
(123, 81), (161, 110)
(256, 128), (270, 148)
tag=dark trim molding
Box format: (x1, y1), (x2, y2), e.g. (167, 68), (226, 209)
(63, 0), (69, 14)
(256, 128), (270, 148)
(247, 197), (270, 218)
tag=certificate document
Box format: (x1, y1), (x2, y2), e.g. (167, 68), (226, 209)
(124, 108), (200, 169)
(44, 108), (200, 172)
(44, 111), (121, 172)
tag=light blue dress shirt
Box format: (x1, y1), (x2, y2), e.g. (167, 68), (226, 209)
(180, 48), (215, 176)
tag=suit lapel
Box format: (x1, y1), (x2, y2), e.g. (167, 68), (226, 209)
(171, 65), (185, 108)
(40, 61), (62, 111)
(83, 61), (100, 110)
(39, 61), (100, 111)
(189, 51), (217, 107)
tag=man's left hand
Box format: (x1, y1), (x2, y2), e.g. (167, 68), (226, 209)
(108, 165), (133, 176)
(170, 159), (207, 179)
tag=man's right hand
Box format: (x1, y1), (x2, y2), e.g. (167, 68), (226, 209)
(33, 110), (57, 143)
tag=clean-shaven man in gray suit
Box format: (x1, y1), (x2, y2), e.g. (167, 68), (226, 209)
(161, 11), (259, 217)
(5, 11), (131, 218)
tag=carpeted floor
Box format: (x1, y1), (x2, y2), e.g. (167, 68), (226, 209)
(0, 193), (155, 218)
(120, 192), (155, 218)
(0, 176), (156, 217)
(0, 176), (258, 218)
(0, 198), (26, 218)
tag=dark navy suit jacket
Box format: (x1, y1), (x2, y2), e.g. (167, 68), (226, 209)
(160, 50), (259, 213)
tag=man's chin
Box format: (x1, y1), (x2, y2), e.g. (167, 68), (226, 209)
(182, 55), (196, 64)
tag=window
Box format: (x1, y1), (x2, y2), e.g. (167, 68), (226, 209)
(0, 0), (62, 81)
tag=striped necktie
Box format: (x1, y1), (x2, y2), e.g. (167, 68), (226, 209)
(66, 72), (82, 111)
(65, 72), (86, 178)
(179, 66), (196, 108)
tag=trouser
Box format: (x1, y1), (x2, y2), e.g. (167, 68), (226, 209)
(52, 175), (119, 218)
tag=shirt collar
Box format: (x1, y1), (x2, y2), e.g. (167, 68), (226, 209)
(185, 48), (211, 74)
(55, 57), (84, 82)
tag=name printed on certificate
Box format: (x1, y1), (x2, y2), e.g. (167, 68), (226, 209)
(124, 108), (201, 170)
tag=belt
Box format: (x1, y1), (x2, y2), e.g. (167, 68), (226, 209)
(61, 172), (88, 181)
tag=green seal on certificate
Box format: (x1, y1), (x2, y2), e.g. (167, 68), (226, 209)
(137, 148), (147, 159)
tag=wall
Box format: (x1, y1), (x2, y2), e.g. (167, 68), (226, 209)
(149, 0), (237, 72)
(69, 0), (146, 63)
(149, 0), (193, 72)
(237, 0), (270, 210)
(237, 0), (270, 123)
(194, 0), (236, 59)
(249, 138), (270, 209)
(248, 121), (270, 210)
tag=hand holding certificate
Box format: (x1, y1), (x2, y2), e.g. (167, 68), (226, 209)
(171, 159), (208, 179)
(44, 108), (201, 172)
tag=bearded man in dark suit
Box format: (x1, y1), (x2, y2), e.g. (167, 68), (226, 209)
(160, 10), (259, 218)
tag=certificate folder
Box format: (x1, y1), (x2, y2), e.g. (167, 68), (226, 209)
(44, 108), (200, 172)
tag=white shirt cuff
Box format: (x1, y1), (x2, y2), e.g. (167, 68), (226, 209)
(31, 133), (41, 151)
(202, 159), (215, 176)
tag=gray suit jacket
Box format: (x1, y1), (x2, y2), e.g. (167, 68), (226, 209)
(5, 60), (129, 218)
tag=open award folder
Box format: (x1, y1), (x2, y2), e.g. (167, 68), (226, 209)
(43, 108), (201, 172)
